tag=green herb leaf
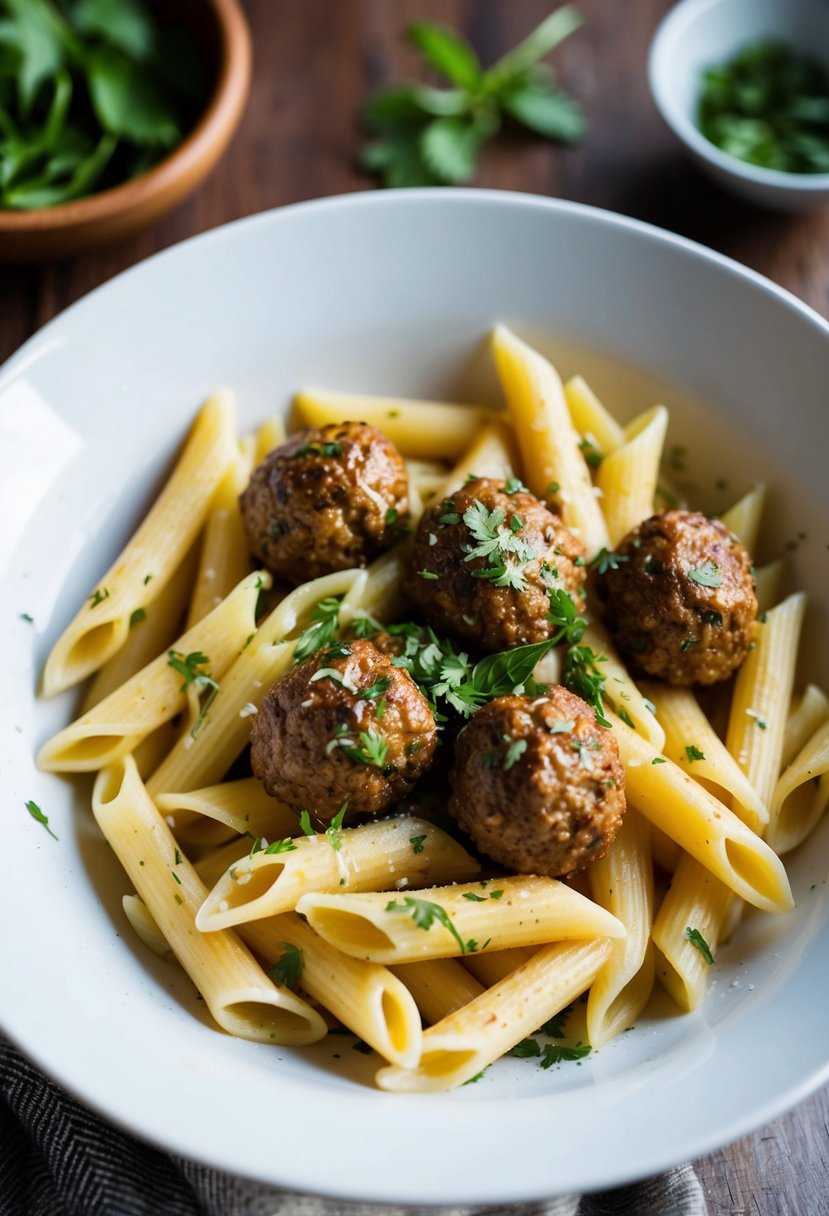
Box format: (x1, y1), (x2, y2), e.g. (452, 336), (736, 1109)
(685, 926), (715, 965)
(325, 801), (348, 851)
(294, 596), (343, 662)
(129, 607), (146, 628)
(264, 838), (298, 855)
(87, 44), (180, 147)
(420, 115), (488, 184)
(485, 5), (583, 91)
(503, 738), (527, 770)
(687, 561), (723, 588)
(588, 548), (629, 575)
(407, 21), (481, 91)
(25, 798), (58, 839)
(501, 81), (586, 143)
(71, 0), (154, 60)
(685, 744), (705, 763)
(268, 942), (304, 989)
(409, 833), (427, 854)
(298, 810), (315, 837)
(166, 648), (219, 737)
(539, 1041), (591, 1067)
(386, 895), (470, 954)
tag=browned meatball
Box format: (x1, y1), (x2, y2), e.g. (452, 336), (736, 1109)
(449, 688), (625, 878)
(240, 422), (408, 585)
(250, 639), (437, 818)
(404, 478), (586, 653)
(595, 510), (757, 685)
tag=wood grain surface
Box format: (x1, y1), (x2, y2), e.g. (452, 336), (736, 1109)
(2, 2), (828, 1211)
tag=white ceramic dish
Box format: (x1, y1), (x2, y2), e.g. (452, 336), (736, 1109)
(649, 0), (829, 211)
(1, 190), (828, 1204)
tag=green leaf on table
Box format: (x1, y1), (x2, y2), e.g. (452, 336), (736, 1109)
(408, 21), (481, 90)
(420, 116), (487, 184)
(86, 44), (180, 147)
(70, 0), (155, 61)
(501, 81), (586, 143)
(360, 130), (442, 188)
(484, 5), (583, 92)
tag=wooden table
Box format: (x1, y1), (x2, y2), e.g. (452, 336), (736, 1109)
(2, 2), (828, 1211)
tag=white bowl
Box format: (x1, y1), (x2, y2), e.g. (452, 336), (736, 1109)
(1, 190), (829, 1204)
(649, 0), (829, 211)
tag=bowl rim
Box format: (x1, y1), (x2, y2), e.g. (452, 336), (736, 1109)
(648, 0), (829, 192)
(0, 0), (251, 234)
(2, 188), (829, 1202)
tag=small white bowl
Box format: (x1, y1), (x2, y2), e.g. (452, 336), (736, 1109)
(649, 0), (829, 211)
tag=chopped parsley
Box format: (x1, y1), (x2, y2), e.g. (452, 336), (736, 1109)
(385, 896), (474, 954)
(325, 802), (348, 851)
(329, 726), (390, 769)
(588, 548), (629, 575)
(357, 676), (392, 703)
(687, 561), (723, 588)
(143, 573), (153, 586)
(539, 1042), (591, 1067)
(578, 436), (602, 469)
(547, 588), (610, 727)
(409, 834), (427, 854)
(268, 942), (304, 988)
(746, 709), (767, 730)
(461, 498), (535, 591)
(548, 719), (575, 734)
(503, 738), (527, 770)
(417, 568), (439, 580)
(129, 607), (146, 629)
(25, 799), (58, 840)
(539, 1005), (571, 1038)
(19, 612), (33, 623)
(685, 927), (715, 965)
(298, 810), (315, 837)
(504, 477), (528, 495)
(294, 596), (343, 662)
(680, 637), (698, 652)
(685, 744), (705, 763)
(703, 610), (723, 627)
(652, 756), (667, 765)
(166, 649), (220, 737)
(88, 586), (110, 608)
(264, 838), (298, 855)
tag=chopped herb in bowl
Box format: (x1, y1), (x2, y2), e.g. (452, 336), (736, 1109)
(0, 0), (209, 210)
(698, 40), (829, 174)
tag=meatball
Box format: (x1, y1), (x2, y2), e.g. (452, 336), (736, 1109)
(250, 638), (437, 818)
(404, 478), (586, 653)
(449, 688), (625, 878)
(240, 422), (408, 584)
(595, 510), (757, 685)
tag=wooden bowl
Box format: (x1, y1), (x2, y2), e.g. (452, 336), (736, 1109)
(0, 0), (251, 261)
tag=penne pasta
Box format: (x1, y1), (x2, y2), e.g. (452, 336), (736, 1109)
(584, 623), (666, 752)
(293, 387), (497, 461)
(296, 876), (625, 965)
(43, 393), (238, 695)
(186, 440), (255, 627)
(768, 721), (829, 856)
(783, 684), (829, 769)
(587, 810), (655, 1046)
(651, 853), (732, 1012)
(92, 756), (327, 1045)
(155, 777), (299, 849)
(491, 325), (610, 557)
(720, 483), (766, 555)
(563, 375), (624, 455)
(196, 818), (480, 931)
(391, 959), (485, 1025)
(253, 415), (287, 461)
(376, 939), (612, 1092)
(611, 715), (793, 914)
(596, 405), (669, 547)
(38, 570), (266, 773)
(754, 559), (786, 613)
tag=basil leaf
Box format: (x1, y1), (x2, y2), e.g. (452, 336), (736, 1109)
(86, 44), (180, 147)
(70, 0), (155, 61)
(502, 82), (586, 143)
(407, 21), (481, 91)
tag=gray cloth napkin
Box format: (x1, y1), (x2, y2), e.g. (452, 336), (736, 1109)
(0, 1039), (706, 1216)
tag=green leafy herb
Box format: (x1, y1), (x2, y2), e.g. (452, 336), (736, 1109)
(461, 498), (535, 591)
(539, 1041), (591, 1067)
(504, 477), (528, 495)
(588, 548), (629, 575)
(325, 802), (348, 851)
(88, 586), (109, 607)
(25, 798), (58, 840)
(357, 675), (392, 703)
(511, 1038), (542, 1058)
(331, 726), (390, 770)
(268, 942), (304, 989)
(685, 926), (715, 965)
(685, 744), (705, 762)
(129, 607), (146, 628)
(417, 568), (439, 580)
(386, 895), (473, 954)
(680, 637), (698, 652)
(538, 1005), (571, 1037)
(264, 837), (298, 855)
(698, 40), (829, 174)
(687, 561), (723, 588)
(143, 573), (153, 585)
(704, 610), (724, 627)
(166, 648), (219, 737)
(360, 6), (586, 188)
(19, 612), (33, 622)
(409, 833), (427, 854)
(578, 436), (602, 469)
(171, 870), (181, 885)
(503, 738), (528, 770)
(652, 756), (667, 765)
(294, 596), (343, 662)
(298, 810), (315, 837)
(0, 0), (208, 210)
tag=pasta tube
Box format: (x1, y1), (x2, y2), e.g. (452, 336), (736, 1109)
(390, 959), (485, 1025)
(651, 854), (732, 1012)
(196, 818), (480, 931)
(768, 721), (829, 855)
(587, 810), (655, 1046)
(612, 716), (793, 914)
(92, 756), (326, 1045)
(43, 393), (237, 695)
(563, 375), (624, 455)
(720, 484), (766, 555)
(643, 683), (768, 833)
(38, 570), (265, 773)
(296, 877), (625, 965)
(294, 387), (497, 460)
(376, 939), (611, 1092)
(783, 685), (829, 768)
(584, 623), (666, 752)
(596, 405), (668, 547)
(155, 778), (299, 849)
(186, 440), (255, 626)
(238, 912), (422, 1068)
(491, 324), (609, 557)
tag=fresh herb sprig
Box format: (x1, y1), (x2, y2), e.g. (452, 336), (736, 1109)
(360, 6), (586, 188)
(386, 895), (476, 954)
(167, 648), (220, 738)
(294, 596), (344, 662)
(0, 0), (208, 210)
